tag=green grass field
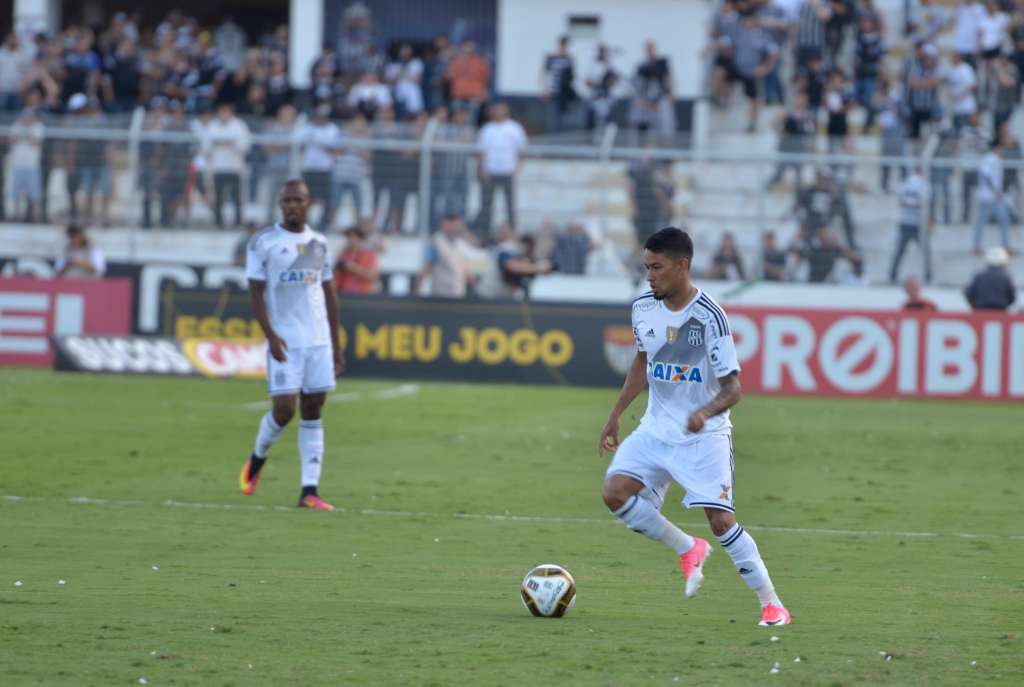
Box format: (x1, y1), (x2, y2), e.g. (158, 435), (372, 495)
(1, 368), (1021, 686)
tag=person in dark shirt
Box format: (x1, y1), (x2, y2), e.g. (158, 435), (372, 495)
(794, 226), (860, 282)
(542, 35), (577, 132)
(102, 38), (140, 112)
(766, 89), (816, 190)
(853, 14), (885, 131)
(761, 230), (788, 280)
(965, 247), (1018, 310)
(902, 275), (937, 310)
(707, 231), (747, 280)
(551, 222), (593, 275)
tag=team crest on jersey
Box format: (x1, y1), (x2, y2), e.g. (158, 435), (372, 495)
(666, 326), (679, 344)
(648, 361), (703, 383)
(687, 326), (703, 347)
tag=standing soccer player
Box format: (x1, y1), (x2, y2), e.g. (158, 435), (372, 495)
(240, 179), (345, 510)
(598, 227), (791, 626)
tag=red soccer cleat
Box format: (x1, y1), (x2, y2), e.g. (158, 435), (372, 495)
(298, 494), (335, 511)
(679, 537), (711, 598)
(239, 457), (262, 496)
(759, 603), (792, 627)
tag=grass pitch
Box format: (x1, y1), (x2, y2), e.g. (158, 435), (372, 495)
(0, 368), (1021, 686)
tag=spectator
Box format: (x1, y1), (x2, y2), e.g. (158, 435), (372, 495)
(447, 40), (490, 119)
(475, 102), (527, 241)
(491, 227), (553, 299)
(730, 12), (779, 133)
(62, 31), (102, 103)
(945, 51), (978, 133)
(541, 35), (578, 132)
(101, 38), (141, 112)
(965, 246), (1016, 309)
(627, 147), (664, 248)
(824, 0), (854, 66)
(233, 221), (259, 266)
(415, 213), (476, 298)
(794, 168), (856, 248)
(973, 143), (1012, 253)
(904, 42), (943, 140)
(300, 103), (341, 231)
(422, 35), (452, 112)
(902, 275), (937, 310)
(385, 110), (424, 234)
(797, 52), (828, 116)
(55, 224), (105, 278)
(585, 44), (619, 133)
(333, 225), (380, 294)
(757, 0), (791, 105)
(890, 166), (932, 282)
(140, 97), (171, 228)
(823, 68), (854, 155)
(990, 50), (1019, 131)
(201, 102), (250, 228)
(329, 113), (370, 229)
(708, 0), (740, 108)
(708, 231), (747, 280)
(630, 40), (675, 138)
(262, 104), (298, 224)
(930, 129), (956, 224)
(793, 226), (861, 282)
(431, 106), (473, 225)
(998, 122), (1022, 221)
(551, 222), (594, 275)
(908, 0), (952, 46)
(854, 14), (885, 130)
(654, 160), (676, 228)
(65, 95), (113, 226)
(213, 17), (246, 71)
(953, 0), (985, 68)
(761, 230), (788, 281)
(387, 43), (425, 119)
(977, 0), (1009, 97)
(264, 53), (293, 116)
(347, 71), (393, 121)
(8, 106), (44, 222)
(959, 111), (989, 223)
(794, 0), (831, 70)
(371, 106), (403, 231)
(0, 33), (34, 111)
(766, 89), (816, 190)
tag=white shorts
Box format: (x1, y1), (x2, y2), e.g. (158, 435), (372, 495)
(267, 345), (336, 397)
(605, 429), (736, 512)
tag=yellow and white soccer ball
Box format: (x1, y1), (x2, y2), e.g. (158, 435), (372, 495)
(520, 564), (576, 618)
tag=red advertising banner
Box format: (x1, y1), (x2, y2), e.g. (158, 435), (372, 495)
(728, 308), (1024, 401)
(0, 277), (133, 367)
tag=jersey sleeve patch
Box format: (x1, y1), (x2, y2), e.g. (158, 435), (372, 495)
(709, 334), (741, 379)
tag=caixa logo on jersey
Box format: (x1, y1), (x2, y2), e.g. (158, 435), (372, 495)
(649, 361), (704, 383)
(279, 269), (320, 285)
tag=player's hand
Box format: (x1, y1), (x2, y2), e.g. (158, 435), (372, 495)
(687, 409), (709, 433)
(333, 349), (346, 378)
(599, 415), (620, 456)
(268, 334), (288, 363)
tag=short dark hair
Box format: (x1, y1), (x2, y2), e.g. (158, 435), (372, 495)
(644, 227), (694, 262)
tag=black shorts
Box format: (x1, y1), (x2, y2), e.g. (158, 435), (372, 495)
(302, 171), (331, 202)
(982, 46), (1002, 61)
(715, 55), (738, 81)
(740, 75), (759, 99)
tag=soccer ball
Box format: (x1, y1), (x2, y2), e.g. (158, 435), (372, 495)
(520, 564), (576, 618)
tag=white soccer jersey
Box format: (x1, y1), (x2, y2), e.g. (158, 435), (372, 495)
(631, 289), (741, 443)
(245, 224), (333, 349)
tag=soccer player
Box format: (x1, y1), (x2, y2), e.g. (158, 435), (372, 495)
(239, 179), (345, 510)
(598, 227), (791, 626)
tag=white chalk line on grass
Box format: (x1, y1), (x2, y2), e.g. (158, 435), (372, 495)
(239, 384), (420, 411)
(3, 494), (1022, 542)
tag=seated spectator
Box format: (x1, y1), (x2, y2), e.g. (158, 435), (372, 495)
(333, 225), (380, 294)
(347, 71), (392, 121)
(489, 227), (553, 299)
(707, 231), (746, 280)
(965, 246), (1016, 310)
(902, 275), (937, 310)
(55, 224), (105, 278)
(761, 230), (787, 281)
(415, 213), (476, 298)
(729, 12), (779, 133)
(792, 226), (861, 283)
(387, 43), (424, 119)
(629, 40), (675, 139)
(551, 222), (594, 275)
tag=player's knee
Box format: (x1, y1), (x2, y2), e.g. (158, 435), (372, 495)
(705, 508), (736, 537)
(299, 395), (325, 420)
(271, 399), (296, 426)
(602, 481), (630, 512)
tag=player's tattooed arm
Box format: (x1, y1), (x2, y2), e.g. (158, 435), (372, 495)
(687, 372), (741, 433)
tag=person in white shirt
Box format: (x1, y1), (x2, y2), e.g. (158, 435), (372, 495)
(8, 107), (44, 220)
(599, 227), (791, 628)
(952, 0), (985, 66)
(55, 224), (105, 279)
(474, 102), (527, 241)
(347, 71), (392, 120)
(0, 33), (33, 110)
(241, 179), (344, 511)
(585, 44), (619, 135)
(945, 51), (977, 132)
(977, 0), (1009, 98)
(387, 44), (424, 118)
(890, 167), (932, 282)
(414, 213), (477, 298)
(973, 145), (1011, 252)
(300, 104), (341, 231)
(201, 103), (251, 227)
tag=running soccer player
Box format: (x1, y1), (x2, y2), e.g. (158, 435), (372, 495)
(598, 227), (791, 626)
(239, 179), (345, 510)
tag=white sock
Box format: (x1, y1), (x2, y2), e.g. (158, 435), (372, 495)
(253, 412), (284, 458)
(612, 493), (695, 555)
(298, 418), (324, 487)
(718, 523), (782, 607)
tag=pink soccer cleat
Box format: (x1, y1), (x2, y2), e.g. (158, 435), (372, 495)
(759, 603), (792, 627)
(298, 494), (335, 511)
(679, 537), (711, 598)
